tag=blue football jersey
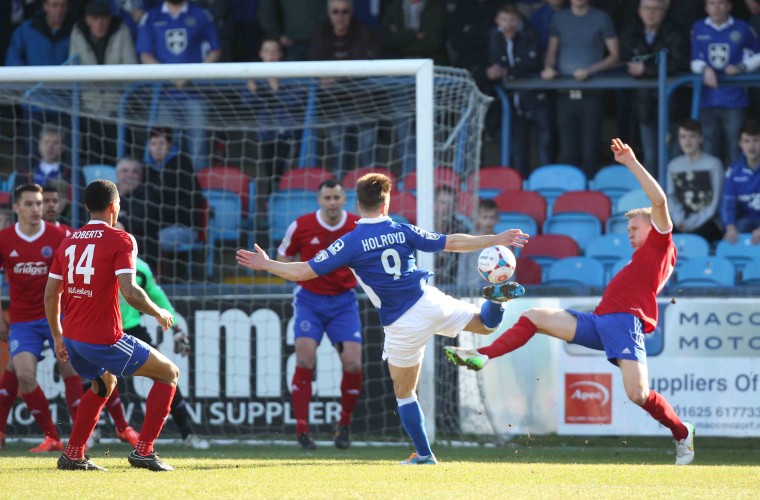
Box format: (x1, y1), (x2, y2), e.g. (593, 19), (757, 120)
(691, 16), (760, 108)
(308, 217), (447, 326)
(136, 3), (220, 64)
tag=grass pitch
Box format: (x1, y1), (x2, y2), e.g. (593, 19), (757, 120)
(2, 436), (759, 499)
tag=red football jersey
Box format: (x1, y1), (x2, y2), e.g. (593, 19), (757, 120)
(54, 221), (74, 236)
(0, 222), (67, 323)
(595, 224), (676, 333)
(278, 210), (359, 295)
(49, 220), (136, 345)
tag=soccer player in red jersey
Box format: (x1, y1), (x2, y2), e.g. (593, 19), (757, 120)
(0, 183), (78, 453)
(42, 183), (73, 236)
(278, 179), (362, 450)
(445, 138), (696, 465)
(45, 180), (179, 471)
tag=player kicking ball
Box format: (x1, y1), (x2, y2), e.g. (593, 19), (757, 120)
(44, 180), (179, 471)
(445, 138), (695, 465)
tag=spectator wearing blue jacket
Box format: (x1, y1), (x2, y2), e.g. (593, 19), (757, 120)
(691, 0), (760, 165)
(5, 0), (73, 66)
(721, 120), (760, 244)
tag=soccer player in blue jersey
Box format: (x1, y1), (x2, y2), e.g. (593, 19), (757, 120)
(237, 173), (529, 464)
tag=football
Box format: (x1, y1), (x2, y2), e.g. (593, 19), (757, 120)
(477, 245), (517, 284)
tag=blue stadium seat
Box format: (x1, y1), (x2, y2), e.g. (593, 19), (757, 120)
(589, 165), (639, 207)
(740, 258), (760, 285)
(672, 233), (709, 270)
(605, 214), (629, 234)
(82, 164), (117, 185)
(497, 213), (538, 237)
(544, 256), (605, 287)
(204, 190), (243, 278)
(268, 191), (318, 244)
(676, 256), (735, 287)
(615, 189), (649, 214)
(586, 234), (633, 281)
(542, 213), (602, 252)
(609, 257), (631, 282)
(716, 239), (758, 273)
(525, 164), (586, 212)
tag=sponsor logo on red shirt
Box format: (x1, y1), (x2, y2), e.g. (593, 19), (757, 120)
(565, 373), (612, 424)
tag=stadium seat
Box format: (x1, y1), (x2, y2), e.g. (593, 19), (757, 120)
(716, 239), (759, 273)
(609, 257), (631, 281)
(496, 213), (538, 238)
(615, 188), (650, 214)
(389, 191), (417, 225)
(465, 166), (522, 198)
(525, 164), (586, 211)
(279, 167), (335, 191)
(519, 234), (579, 269)
(342, 166), (398, 190)
(586, 234), (633, 281)
(544, 256), (605, 287)
(672, 233), (709, 269)
(198, 166), (256, 217)
(268, 191), (318, 243)
(542, 213), (602, 252)
(493, 190), (547, 228)
(514, 257), (542, 285)
(552, 190), (611, 224)
(203, 190), (243, 278)
(82, 164), (117, 185)
(676, 256), (735, 287)
(401, 166), (462, 194)
(457, 191), (475, 218)
(605, 214), (629, 234)
(740, 258), (760, 285)
(589, 164), (639, 206)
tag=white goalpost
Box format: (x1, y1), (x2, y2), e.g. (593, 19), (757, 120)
(0, 60), (491, 444)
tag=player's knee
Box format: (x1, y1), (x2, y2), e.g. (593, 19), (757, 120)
(16, 371), (37, 391)
(343, 360), (362, 374)
(165, 361), (180, 387)
(626, 387), (648, 406)
(522, 308), (547, 329)
(295, 357), (316, 370)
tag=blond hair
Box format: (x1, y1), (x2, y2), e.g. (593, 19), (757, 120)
(625, 207), (652, 221)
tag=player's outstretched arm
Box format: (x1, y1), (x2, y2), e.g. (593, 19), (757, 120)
(43, 276), (68, 362)
(118, 273), (174, 331)
(236, 244), (318, 281)
(444, 228), (529, 253)
(611, 138), (672, 231)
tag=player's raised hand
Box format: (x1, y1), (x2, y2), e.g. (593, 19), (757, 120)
(54, 336), (68, 362)
(155, 308), (174, 331)
(497, 228), (529, 248)
(236, 244), (271, 270)
(611, 138), (638, 166)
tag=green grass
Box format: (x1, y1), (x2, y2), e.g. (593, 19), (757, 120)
(2, 437), (760, 499)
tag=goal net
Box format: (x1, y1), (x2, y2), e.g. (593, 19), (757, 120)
(0, 60), (495, 444)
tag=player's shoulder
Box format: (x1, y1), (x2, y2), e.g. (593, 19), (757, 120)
(43, 221), (67, 239)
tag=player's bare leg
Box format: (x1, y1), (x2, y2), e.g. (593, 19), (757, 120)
(292, 337), (318, 450)
(335, 341), (362, 449)
(619, 359), (694, 465)
(14, 352), (63, 452)
(389, 363), (437, 465)
(129, 348), (179, 471)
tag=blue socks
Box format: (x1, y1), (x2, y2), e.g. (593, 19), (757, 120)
(397, 395), (432, 458)
(480, 300), (503, 329)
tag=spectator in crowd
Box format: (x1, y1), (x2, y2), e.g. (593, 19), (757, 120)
(667, 119), (724, 242)
(5, 0), (73, 66)
(541, 0), (619, 178)
(721, 119), (760, 244)
(446, 0), (501, 89)
(621, 0), (690, 171)
(489, 4), (552, 176)
(69, 0), (137, 165)
(144, 127), (204, 274)
(456, 198), (500, 290)
(136, 0), (221, 170)
(0, 208), (12, 230)
(434, 186), (473, 284)
(228, 0), (262, 62)
(32, 125), (69, 187)
(691, 0), (760, 165)
(309, 0), (381, 175)
(115, 157), (159, 267)
(259, 0), (327, 61)
(530, 0), (566, 51)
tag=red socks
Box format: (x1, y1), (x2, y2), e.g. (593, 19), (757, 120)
(291, 367), (313, 435)
(135, 382), (176, 456)
(63, 375), (83, 422)
(65, 389), (107, 460)
(478, 316), (537, 359)
(339, 370), (363, 427)
(21, 386), (60, 441)
(643, 390), (688, 440)
(106, 387), (129, 432)
(0, 370), (19, 433)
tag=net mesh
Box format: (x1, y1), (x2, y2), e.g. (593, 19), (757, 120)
(0, 65), (495, 443)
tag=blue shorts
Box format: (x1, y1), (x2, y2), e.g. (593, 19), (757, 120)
(293, 288), (362, 345)
(567, 310), (646, 365)
(9, 318), (55, 361)
(63, 334), (152, 380)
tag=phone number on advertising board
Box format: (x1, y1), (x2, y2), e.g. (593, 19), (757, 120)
(673, 406), (760, 419)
